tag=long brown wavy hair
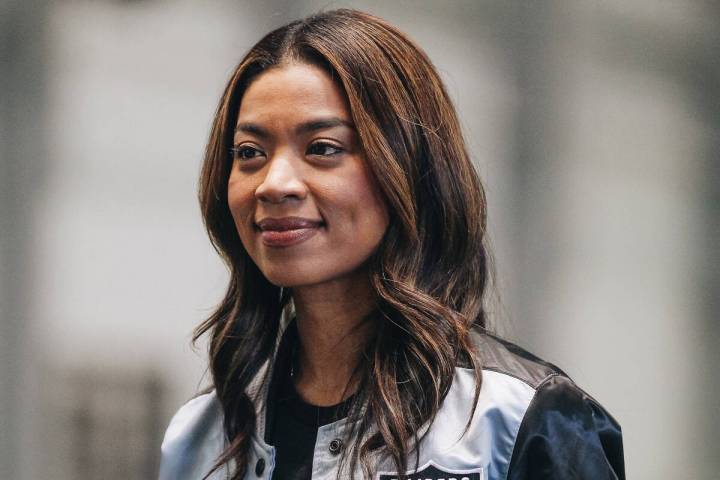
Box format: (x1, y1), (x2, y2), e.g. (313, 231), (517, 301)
(194, 8), (491, 480)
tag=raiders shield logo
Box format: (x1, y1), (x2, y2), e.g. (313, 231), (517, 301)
(377, 461), (484, 480)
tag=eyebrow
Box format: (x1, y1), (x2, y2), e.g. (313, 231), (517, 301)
(235, 117), (355, 137)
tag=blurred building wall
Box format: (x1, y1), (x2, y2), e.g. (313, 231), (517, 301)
(1, 2), (49, 479)
(1, 1), (718, 479)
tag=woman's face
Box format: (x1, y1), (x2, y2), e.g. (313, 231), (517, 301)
(228, 63), (389, 288)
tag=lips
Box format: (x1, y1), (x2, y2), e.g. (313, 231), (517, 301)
(256, 217), (324, 231)
(255, 216), (324, 247)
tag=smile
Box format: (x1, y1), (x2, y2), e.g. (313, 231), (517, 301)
(259, 226), (321, 247)
(254, 217), (325, 248)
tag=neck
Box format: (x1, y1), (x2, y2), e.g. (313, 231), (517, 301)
(290, 269), (377, 406)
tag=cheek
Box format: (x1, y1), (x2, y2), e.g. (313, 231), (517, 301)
(227, 176), (256, 235)
(360, 193), (390, 241)
(359, 167), (389, 228)
(339, 174), (389, 243)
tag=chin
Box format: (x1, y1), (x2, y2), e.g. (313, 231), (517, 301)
(259, 261), (366, 289)
(262, 274), (306, 288)
(258, 266), (324, 288)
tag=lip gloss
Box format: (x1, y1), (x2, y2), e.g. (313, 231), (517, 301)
(260, 226), (320, 247)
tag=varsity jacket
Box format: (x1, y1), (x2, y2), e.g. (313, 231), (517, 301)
(159, 326), (625, 480)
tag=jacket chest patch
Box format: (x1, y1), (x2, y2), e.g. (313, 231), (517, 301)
(378, 461), (484, 480)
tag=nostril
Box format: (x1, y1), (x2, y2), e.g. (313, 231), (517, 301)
(255, 183), (306, 204)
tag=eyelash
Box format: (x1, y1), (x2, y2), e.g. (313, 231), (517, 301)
(306, 142), (343, 157)
(229, 142), (344, 162)
(230, 146), (263, 161)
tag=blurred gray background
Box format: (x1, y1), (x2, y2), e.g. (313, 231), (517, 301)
(1, 1), (718, 478)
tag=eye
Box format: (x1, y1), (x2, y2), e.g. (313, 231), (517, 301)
(230, 145), (265, 161)
(306, 142), (343, 157)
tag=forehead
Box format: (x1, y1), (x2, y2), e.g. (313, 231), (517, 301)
(237, 63), (351, 123)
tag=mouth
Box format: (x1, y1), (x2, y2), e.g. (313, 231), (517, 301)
(254, 217), (325, 248)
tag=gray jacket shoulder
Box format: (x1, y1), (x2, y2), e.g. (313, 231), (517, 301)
(159, 391), (227, 480)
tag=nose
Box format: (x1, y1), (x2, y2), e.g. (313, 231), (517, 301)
(254, 152), (307, 204)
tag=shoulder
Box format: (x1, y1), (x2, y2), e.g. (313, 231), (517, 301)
(159, 391), (227, 480)
(467, 329), (626, 479)
(470, 328), (566, 388)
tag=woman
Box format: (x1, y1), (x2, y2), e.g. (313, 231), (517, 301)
(160, 9), (624, 480)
